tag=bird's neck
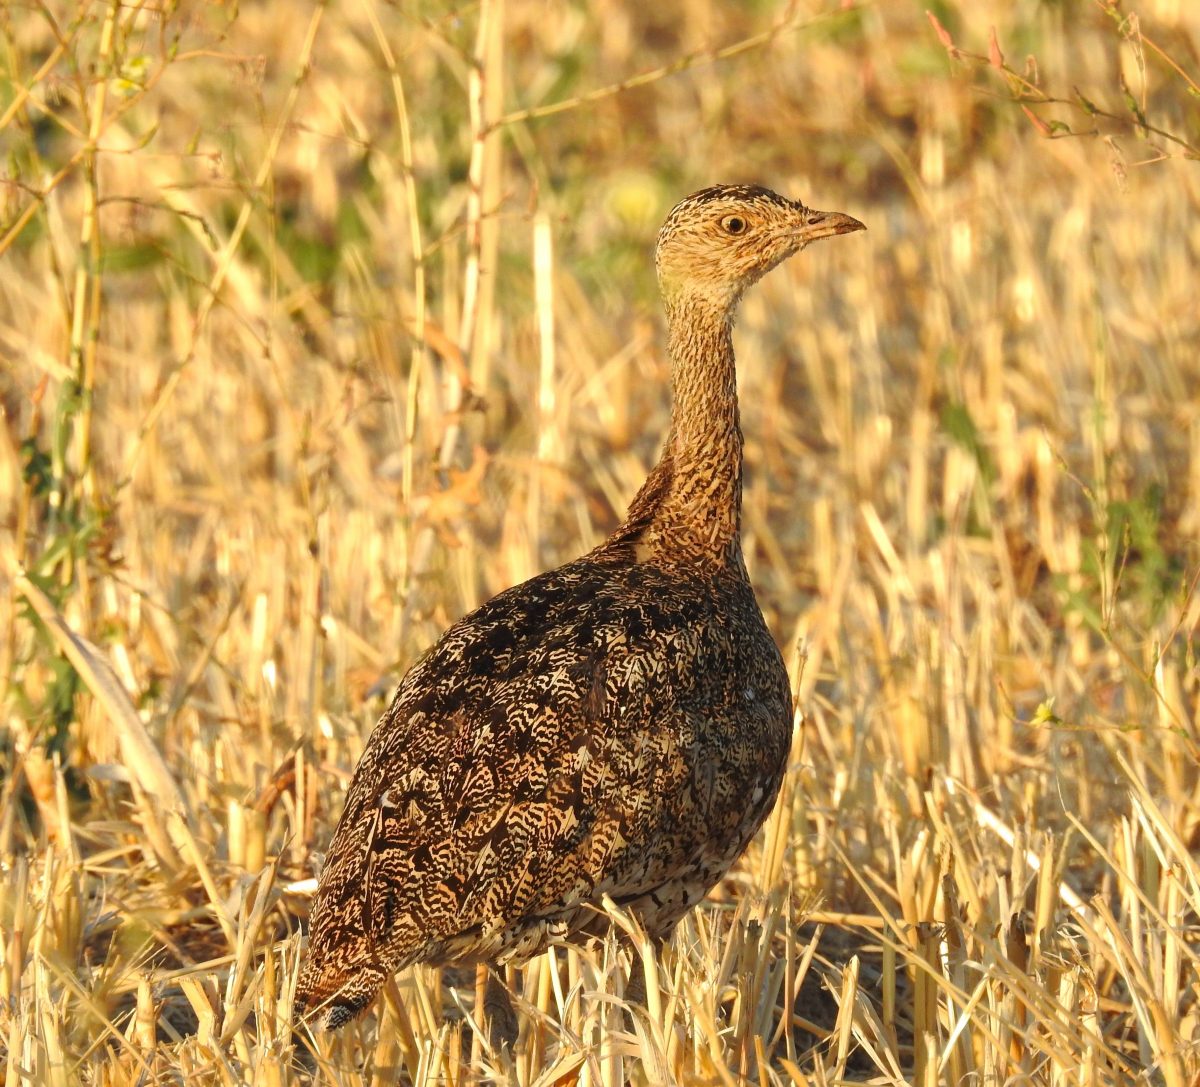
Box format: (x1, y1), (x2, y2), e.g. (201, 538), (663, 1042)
(618, 301), (744, 566)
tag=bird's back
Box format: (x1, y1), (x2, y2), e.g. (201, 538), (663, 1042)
(296, 544), (791, 1024)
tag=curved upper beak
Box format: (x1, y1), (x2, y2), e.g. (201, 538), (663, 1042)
(797, 208), (866, 244)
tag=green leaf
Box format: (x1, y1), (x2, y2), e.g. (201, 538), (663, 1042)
(940, 399), (996, 486)
(100, 242), (166, 274)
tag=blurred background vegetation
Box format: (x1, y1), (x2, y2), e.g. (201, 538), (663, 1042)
(1, 0), (1198, 1083)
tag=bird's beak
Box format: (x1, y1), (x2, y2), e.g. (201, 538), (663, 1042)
(797, 209), (866, 244)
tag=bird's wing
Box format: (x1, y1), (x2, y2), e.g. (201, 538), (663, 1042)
(310, 558), (730, 974)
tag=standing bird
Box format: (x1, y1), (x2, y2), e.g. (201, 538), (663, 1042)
(295, 184), (864, 1032)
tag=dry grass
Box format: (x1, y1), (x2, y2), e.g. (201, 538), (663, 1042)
(2, 0), (1199, 1083)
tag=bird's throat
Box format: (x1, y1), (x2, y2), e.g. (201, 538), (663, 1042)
(625, 307), (745, 565)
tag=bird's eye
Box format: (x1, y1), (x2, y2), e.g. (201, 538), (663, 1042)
(722, 215), (747, 235)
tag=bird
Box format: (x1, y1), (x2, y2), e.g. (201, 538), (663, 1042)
(294, 184), (865, 1033)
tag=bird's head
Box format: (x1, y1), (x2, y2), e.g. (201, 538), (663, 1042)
(655, 184), (864, 314)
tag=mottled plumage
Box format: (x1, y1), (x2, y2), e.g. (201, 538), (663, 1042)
(295, 184), (864, 1029)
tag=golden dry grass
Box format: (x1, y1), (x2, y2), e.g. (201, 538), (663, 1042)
(2, 0), (1199, 1083)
